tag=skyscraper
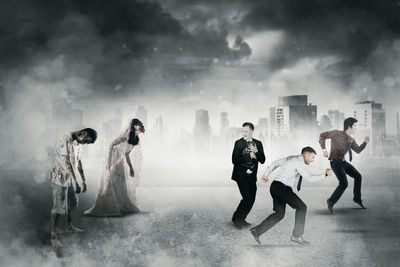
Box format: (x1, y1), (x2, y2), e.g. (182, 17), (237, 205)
(256, 117), (269, 141)
(319, 114), (333, 132)
(194, 109), (211, 153)
(352, 101), (385, 156)
(327, 110), (345, 130)
(220, 112), (229, 136)
(136, 106), (148, 127)
(270, 95), (317, 138)
(103, 108), (123, 150)
(155, 115), (164, 138)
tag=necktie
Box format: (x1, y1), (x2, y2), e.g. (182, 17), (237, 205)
(297, 175), (302, 191)
(346, 136), (353, 162)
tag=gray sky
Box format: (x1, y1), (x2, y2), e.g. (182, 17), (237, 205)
(1, 0), (400, 164)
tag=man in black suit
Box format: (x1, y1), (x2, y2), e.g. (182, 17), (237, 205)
(231, 122), (266, 229)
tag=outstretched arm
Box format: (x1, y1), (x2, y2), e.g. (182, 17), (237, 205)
(296, 162), (327, 183)
(351, 138), (368, 154)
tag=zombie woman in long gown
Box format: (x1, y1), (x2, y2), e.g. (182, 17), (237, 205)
(84, 119), (144, 216)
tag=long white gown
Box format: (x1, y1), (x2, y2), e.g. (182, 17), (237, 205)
(84, 127), (142, 216)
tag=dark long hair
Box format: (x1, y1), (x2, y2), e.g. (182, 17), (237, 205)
(128, 118), (145, 145)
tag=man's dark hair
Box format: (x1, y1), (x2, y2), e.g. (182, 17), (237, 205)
(81, 128), (97, 143)
(242, 122), (254, 130)
(301, 146), (316, 154)
(343, 117), (358, 131)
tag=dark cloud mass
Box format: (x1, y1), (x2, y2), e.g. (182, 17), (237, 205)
(0, 0), (252, 97)
(1, 2), (400, 266)
(241, 0), (400, 72)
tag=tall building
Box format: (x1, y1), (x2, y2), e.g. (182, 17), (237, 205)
(319, 115), (333, 132)
(103, 108), (123, 149)
(136, 106), (148, 127)
(256, 117), (269, 141)
(352, 101), (385, 155)
(220, 112), (229, 136)
(270, 95), (317, 138)
(327, 110), (345, 130)
(193, 109), (211, 153)
(155, 115), (164, 138)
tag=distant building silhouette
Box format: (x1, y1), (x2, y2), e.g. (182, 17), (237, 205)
(136, 106), (148, 127)
(352, 101), (385, 156)
(270, 95), (317, 138)
(103, 108), (123, 150)
(255, 117), (268, 141)
(194, 109), (211, 153)
(220, 112), (229, 136)
(155, 115), (164, 138)
(327, 110), (345, 130)
(319, 114), (333, 132)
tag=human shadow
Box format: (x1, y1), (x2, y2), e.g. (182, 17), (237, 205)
(313, 207), (367, 216)
(82, 210), (151, 218)
(247, 243), (301, 248)
(334, 229), (371, 234)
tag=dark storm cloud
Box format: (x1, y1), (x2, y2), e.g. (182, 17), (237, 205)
(0, 0), (252, 96)
(241, 0), (400, 72)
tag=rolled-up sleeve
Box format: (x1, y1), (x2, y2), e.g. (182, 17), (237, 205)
(296, 162), (325, 183)
(263, 157), (286, 177)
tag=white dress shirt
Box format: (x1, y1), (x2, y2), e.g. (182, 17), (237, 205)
(263, 155), (325, 188)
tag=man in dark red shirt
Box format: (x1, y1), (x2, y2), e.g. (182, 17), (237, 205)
(319, 117), (369, 214)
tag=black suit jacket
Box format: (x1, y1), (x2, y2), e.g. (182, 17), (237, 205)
(231, 138), (266, 182)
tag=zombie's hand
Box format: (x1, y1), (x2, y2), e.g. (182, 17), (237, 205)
(129, 168), (135, 177)
(82, 182), (87, 193)
(75, 183), (81, 194)
(323, 150), (329, 158)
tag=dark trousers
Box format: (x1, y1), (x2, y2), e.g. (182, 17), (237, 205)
(328, 159), (362, 205)
(254, 181), (307, 238)
(232, 177), (257, 221)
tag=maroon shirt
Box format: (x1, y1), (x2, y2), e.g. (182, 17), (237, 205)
(319, 130), (367, 160)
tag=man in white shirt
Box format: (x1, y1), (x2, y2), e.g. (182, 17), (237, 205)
(250, 146), (333, 245)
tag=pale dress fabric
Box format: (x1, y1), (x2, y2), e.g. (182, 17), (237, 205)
(84, 127), (142, 216)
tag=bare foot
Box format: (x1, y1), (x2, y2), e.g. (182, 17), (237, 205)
(50, 235), (63, 248)
(66, 225), (86, 233)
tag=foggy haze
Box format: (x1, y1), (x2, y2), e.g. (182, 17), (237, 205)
(1, 0), (400, 266)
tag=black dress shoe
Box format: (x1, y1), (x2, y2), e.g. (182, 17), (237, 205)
(291, 236), (311, 246)
(327, 199), (334, 215)
(232, 219), (243, 229)
(250, 228), (261, 245)
(240, 220), (252, 227)
(353, 199), (366, 209)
